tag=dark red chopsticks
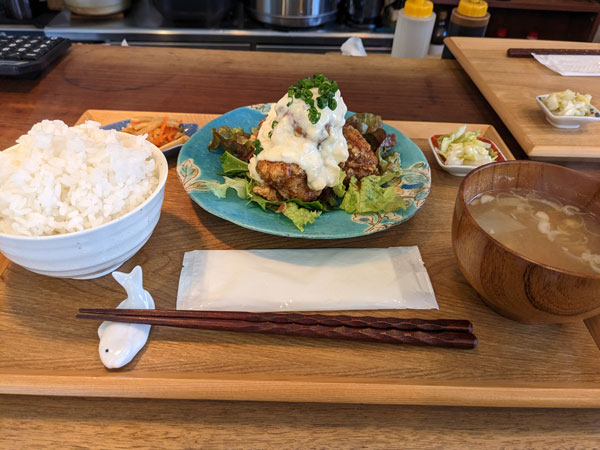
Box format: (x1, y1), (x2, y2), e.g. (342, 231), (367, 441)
(507, 48), (600, 58)
(77, 309), (477, 349)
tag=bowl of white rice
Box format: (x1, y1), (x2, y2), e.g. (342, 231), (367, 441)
(0, 120), (168, 279)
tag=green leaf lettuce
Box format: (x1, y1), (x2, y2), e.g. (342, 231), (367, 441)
(277, 202), (322, 232)
(205, 176), (250, 200)
(208, 126), (255, 162)
(218, 151), (249, 177)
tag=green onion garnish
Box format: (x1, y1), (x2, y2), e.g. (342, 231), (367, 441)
(253, 139), (263, 155)
(287, 74), (339, 124)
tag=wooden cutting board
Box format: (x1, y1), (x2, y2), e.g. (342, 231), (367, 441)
(445, 37), (600, 161)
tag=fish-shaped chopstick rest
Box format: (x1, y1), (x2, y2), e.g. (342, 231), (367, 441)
(98, 266), (155, 369)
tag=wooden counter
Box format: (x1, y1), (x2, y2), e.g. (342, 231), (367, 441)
(1, 44), (600, 448)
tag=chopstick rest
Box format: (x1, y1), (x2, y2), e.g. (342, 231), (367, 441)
(97, 266), (155, 369)
(78, 309), (477, 349)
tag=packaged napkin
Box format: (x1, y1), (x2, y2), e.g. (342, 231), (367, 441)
(533, 54), (600, 77)
(177, 247), (438, 312)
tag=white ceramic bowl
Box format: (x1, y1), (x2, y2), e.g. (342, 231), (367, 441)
(0, 144), (168, 279)
(428, 133), (507, 177)
(536, 94), (600, 129)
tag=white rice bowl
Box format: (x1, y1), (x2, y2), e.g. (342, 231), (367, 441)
(0, 120), (168, 279)
(0, 120), (159, 236)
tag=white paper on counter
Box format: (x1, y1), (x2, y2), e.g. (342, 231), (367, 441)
(533, 54), (600, 77)
(176, 247), (438, 312)
(340, 37), (367, 56)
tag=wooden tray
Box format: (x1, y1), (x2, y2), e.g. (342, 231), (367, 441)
(445, 37), (600, 161)
(3, 110), (600, 408)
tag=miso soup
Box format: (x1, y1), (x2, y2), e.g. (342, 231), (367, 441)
(468, 189), (600, 276)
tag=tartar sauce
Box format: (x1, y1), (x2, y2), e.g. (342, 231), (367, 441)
(248, 88), (348, 191)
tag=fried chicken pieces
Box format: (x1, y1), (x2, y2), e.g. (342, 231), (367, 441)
(254, 160), (322, 202)
(340, 125), (380, 182)
(252, 124), (379, 202)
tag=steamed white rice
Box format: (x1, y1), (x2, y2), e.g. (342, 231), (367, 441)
(0, 120), (159, 237)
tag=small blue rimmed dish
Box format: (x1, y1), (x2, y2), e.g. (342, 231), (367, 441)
(101, 120), (198, 157)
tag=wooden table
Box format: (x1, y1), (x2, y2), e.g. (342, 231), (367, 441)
(1, 44), (600, 448)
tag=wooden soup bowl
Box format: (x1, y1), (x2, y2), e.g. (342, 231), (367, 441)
(452, 161), (600, 324)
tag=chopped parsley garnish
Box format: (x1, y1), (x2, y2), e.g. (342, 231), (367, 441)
(287, 74), (339, 124)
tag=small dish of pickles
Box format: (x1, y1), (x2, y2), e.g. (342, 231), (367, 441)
(428, 126), (506, 177)
(536, 89), (600, 129)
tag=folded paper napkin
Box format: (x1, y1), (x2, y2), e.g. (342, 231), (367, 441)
(177, 247), (438, 312)
(340, 36), (367, 57)
(533, 54), (600, 77)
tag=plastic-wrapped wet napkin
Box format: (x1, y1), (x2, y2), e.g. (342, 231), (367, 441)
(177, 247), (438, 312)
(533, 54), (600, 77)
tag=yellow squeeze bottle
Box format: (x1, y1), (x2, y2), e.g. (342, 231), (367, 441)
(391, 0), (436, 58)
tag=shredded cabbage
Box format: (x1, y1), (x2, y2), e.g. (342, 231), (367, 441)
(542, 89), (593, 117)
(437, 126), (497, 167)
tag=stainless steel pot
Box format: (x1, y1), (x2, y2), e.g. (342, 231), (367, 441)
(63, 0), (131, 16)
(347, 0), (383, 25)
(247, 0), (338, 28)
(153, 0), (234, 24)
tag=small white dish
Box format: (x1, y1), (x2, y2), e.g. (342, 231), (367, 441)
(536, 94), (600, 129)
(428, 134), (506, 177)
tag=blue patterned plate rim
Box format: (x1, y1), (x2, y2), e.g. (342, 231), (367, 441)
(177, 104), (431, 239)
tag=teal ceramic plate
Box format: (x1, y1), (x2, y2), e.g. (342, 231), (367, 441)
(177, 104), (431, 239)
